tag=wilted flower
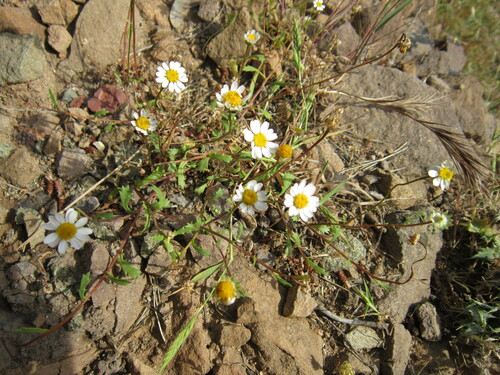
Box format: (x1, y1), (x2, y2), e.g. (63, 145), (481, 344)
(430, 211), (451, 230)
(42, 208), (92, 254)
(277, 144), (293, 159)
(243, 119), (279, 159)
(284, 180), (320, 222)
(233, 180), (268, 215)
(155, 61), (188, 93)
(131, 109), (158, 135)
(216, 81), (247, 110)
(215, 280), (237, 305)
(428, 161), (455, 190)
(244, 29), (261, 44)
(313, 0), (325, 12)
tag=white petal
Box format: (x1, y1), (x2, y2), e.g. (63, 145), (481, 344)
(261, 121), (269, 132)
(42, 221), (59, 231)
(254, 201), (268, 212)
(243, 129), (254, 142)
(428, 169), (438, 177)
(230, 81), (239, 91)
(250, 120), (261, 134)
(433, 178), (441, 187)
(284, 195), (294, 207)
(75, 217), (88, 228)
(299, 210), (311, 222)
(57, 240), (68, 254)
(257, 191), (267, 201)
(66, 209), (78, 223)
(304, 183), (316, 196)
(253, 182), (263, 192)
(77, 227), (92, 236)
(44, 232), (60, 246)
(253, 146), (263, 159)
(69, 237), (84, 250)
(288, 206), (299, 216)
(261, 147), (271, 158)
(246, 180), (257, 190)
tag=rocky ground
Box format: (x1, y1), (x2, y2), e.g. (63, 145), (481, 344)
(0, 0), (498, 374)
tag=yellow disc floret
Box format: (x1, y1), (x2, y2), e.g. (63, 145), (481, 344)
(224, 91), (242, 107)
(253, 133), (268, 147)
(438, 167), (454, 180)
(293, 193), (309, 209)
(56, 222), (77, 240)
(277, 144), (292, 158)
(136, 117), (150, 131)
(215, 280), (236, 305)
(166, 69), (179, 82)
(242, 189), (258, 206)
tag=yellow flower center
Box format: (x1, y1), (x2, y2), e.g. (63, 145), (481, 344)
(277, 144), (293, 158)
(242, 189), (258, 206)
(136, 117), (150, 131)
(254, 133), (268, 147)
(294, 193), (309, 209)
(248, 33), (256, 41)
(224, 91), (242, 107)
(166, 69), (179, 82)
(215, 280), (236, 303)
(316, 1), (323, 7)
(56, 222), (77, 240)
(438, 167), (454, 180)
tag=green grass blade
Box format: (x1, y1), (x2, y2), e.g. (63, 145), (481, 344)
(48, 88), (60, 111)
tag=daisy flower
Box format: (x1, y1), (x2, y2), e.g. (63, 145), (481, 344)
(216, 81), (247, 110)
(243, 119), (279, 159)
(313, 0), (325, 12)
(430, 211), (451, 230)
(42, 208), (92, 254)
(215, 279), (237, 305)
(131, 109), (158, 135)
(244, 29), (261, 45)
(428, 161), (455, 190)
(284, 180), (320, 222)
(155, 61), (188, 93)
(233, 180), (268, 215)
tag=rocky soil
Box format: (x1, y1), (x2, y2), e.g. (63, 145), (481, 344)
(0, 0), (497, 375)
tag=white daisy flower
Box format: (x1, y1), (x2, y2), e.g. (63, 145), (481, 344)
(131, 109), (158, 135)
(214, 279), (238, 305)
(42, 208), (92, 254)
(155, 61), (188, 93)
(244, 29), (261, 44)
(284, 180), (320, 222)
(243, 119), (279, 159)
(313, 0), (325, 12)
(216, 81), (247, 110)
(428, 161), (455, 190)
(233, 180), (268, 215)
(430, 211), (451, 230)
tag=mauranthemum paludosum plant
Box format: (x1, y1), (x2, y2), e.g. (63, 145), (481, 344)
(244, 29), (261, 45)
(42, 208), (92, 254)
(156, 61), (188, 93)
(428, 161), (455, 190)
(243, 119), (279, 159)
(131, 109), (158, 135)
(430, 211), (451, 230)
(233, 180), (268, 215)
(284, 180), (320, 222)
(214, 279), (238, 305)
(216, 81), (247, 110)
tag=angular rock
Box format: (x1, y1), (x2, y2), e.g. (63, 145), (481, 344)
(0, 33), (48, 85)
(170, 0), (197, 31)
(44, 132), (62, 156)
(283, 284), (318, 318)
(0, 147), (43, 187)
(114, 275), (147, 336)
(324, 21), (360, 57)
(37, 0), (78, 25)
(415, 301), (442, 341)
(218, 325), (251, 347)
(377, 171), (427, 209)
(198, 0), (221, 23)
(382, 322), (412, 375)
(88, 243), (110, 276)
(0, 114), (15, 159)
(56, 148), (93, 179)
(215, 347), (246, 375)
(345, 326), (383, 351)
(135, 0), (170, 27)
(31, 112), (60, 137)
(320, 232), (367, 272)
(47, 25), (72, 58)
(0, 7), (46, 39)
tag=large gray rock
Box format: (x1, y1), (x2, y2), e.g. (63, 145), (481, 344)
(63, 0), (141, 71)
(0, 33), (48, 85)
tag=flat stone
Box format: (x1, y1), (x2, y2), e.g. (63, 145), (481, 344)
(0, 7), (46, 40)
(382, 322), (412, 375)
(320, 232), (367, 272)
(0, 146), (43, 187)
(114, 274), (146, 336)
(37, 0), (78, 25)
(345, 326), (383, 350)
(44, 132), (62, 156)
(283, 284), (318, 318)
(0, 33), (48, 85)
(56, 148), (93, 179)
(218, 325), (251, 347)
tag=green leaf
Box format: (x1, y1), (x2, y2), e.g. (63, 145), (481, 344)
(137, 166), (166, 189)
(150, 185), (170, 211)
(117, 255), (141, 279)
(191, 262), (222, 283)
(141, 203), (152, 233)
(209, 153), (233, 163)
(291, 231), (301, 247)
(195, 182), (208, 195)
(12, 327), (49, 334)
(107, 273), (132, 286)
(118, 186), (134, 213)
(174, 218), (202, 236)
(242, 65), (265, 78)
(197, 157), (209, 172)
(472, 247), (500, 261)
(259, 108), (273, 120)
(160, 311), (200, 372)
(48, 88), (59, 111)
(305, 257), (327, 276)
(78, 272), (91, 300)
(94, 109), (109, 117)
(152, 233), (167, 242)
(280, 172), (296, 195)
(320, 180), (347, 205)
(192, 242), (210, 256)
(273, 272), (292, 287)
(104, 122), (115, 133)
